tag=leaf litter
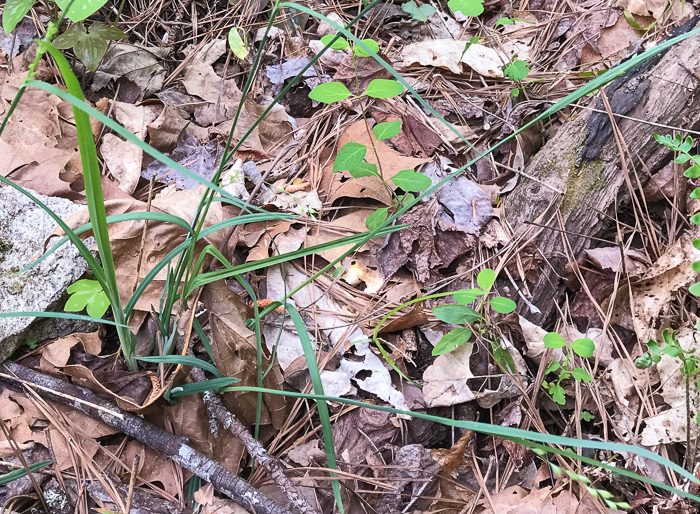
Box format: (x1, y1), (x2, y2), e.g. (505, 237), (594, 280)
(1, 0), (700, 512)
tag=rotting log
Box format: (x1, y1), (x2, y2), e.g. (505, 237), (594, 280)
(503, 24), (700, 326)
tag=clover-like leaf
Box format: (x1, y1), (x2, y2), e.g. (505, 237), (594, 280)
(550, 384), (566, 405)
(448, 0), (484, 17)
(432, 304), (480, 324)
(543, 332), (566, 349)
(373, 120), (401, 140)
(321, 34), (350, 50)
(580, 411), (595, 422)
(570, 367), (593, 382)
(364, 79), (404, 99)
(65, 279), (110, 318)
(391, 169), (432, 192)
(489, 296), (516, 314)
(401, 0), (436, 21)
(309, 82), (353, 104)
(571, 338), (595, 358)
(503, 59), (530, 81)
(432, 328), (472, 356)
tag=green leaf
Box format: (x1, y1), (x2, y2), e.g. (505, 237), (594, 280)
(489, 296), (516, 314)
(354, 38), (379, 57)
(692, 261), (700, 273)
(494, 17), (515, 28)
(691, 213), (700, 226)
(690, 282), (700, 297)
(691, 187), (700, 199)
(543, 332), (566, 349)
(321, 34), (349, 50)
(432, 328), (472, 355)
(55, 0), (109, 22)
(572, 338), (595, 358)
(401, 0), (436, 21)
(580, 411), (595, 422)
(2, 0), (34, 34)
(503, 60), (530, 81)
(170, 377), (239, 397)
(684, 163), (700, 178)
(0, 460), (52, 485)
(550, 384), (566, 405)
(433, 304), (480, 324)
(366, 208), (388, 230)
(86, 21), (127, 41)
(373, 120), (401, 140)
(309, 82), (353, 103)
(65, 279), (110, 318)
(391, 169), (432, 192)
(52, 23), (87, 49)
(477, 268), (496, 292)
(544, 360), (561, 374)
(349, 162), (378, 178)
(571, 367), (593, 382)
(364, 79), (404, 99)
(448, 0), (484, 17)
(73, 29), (110, 72)
(334, 142), (367, 172)
(136, 355), (222, 378)
(228, 27), (249, 59)
(453, 288), (482, 304)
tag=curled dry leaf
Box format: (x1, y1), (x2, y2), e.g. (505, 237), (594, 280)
(422, 341), (475, 407)
(401, 38), (507, 78)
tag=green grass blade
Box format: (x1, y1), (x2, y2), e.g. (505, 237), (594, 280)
(285, 304), (344, 513)
(221, 386), (700, 499)
(0, 311), (131, 327)
(136, 355), (222, 378)
(187, 224), (407, 290)
(22, 211), (195, 273)
(38, 42), (136, 369)
(170, 377), (239, 398)
(0, 460), (52, 485)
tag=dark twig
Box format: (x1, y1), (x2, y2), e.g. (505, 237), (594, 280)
(0, 361), (292, 514)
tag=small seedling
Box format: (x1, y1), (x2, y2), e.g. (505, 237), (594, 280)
(65, 279), (110, 318)
(228, 27), (249, 60)
(431, 268), (517, 372)
(541, 332), (595, 405)
(401, 1), (436, 21)
(51, 21), (127, 72)
(311, 36), (432, 230)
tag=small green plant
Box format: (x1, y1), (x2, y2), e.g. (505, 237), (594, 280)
(503, 58), (531, 98)
(51, 21), (127, 72)
(430, 269), (517, 371)
(65, 279), (110, 318)
(228, 26), (249, 60)
(310, 36), (432, 229)
(636, 329), (700, 469)
(541, 332), (595, 405)
(401, 1), (435, 21)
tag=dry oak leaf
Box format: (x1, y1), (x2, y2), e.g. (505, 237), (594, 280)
(324, 121), (429, 206)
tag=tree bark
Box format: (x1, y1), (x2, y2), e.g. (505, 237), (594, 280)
(503, 27), (700, 325)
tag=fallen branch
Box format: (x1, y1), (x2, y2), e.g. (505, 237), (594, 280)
(0, 361), (292, 514)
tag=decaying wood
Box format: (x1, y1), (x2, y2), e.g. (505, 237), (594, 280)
(504, 28), (700, 325)
(0, 361), (292, 514)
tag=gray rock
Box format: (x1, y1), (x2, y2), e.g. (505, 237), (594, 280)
(0, 184), (90, 363)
